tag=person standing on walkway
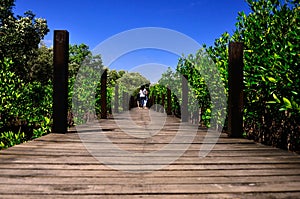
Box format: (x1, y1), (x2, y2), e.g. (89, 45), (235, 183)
(139, 86), (146, 109)
(143, 87), (148, 109)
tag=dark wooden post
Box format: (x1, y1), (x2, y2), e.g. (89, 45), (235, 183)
(114, 85), (119, 113)
(228, 42), (244, 138)
(129, 95), (134, 110)
(167, 87), (172, 115)
(52, 30), (69, 134)
(181, 75), (189, 122)
(101, 69), (107, 119)
(148, 95), (153, 108)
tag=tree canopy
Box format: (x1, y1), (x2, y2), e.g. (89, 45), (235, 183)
(0, 0), (49, 81)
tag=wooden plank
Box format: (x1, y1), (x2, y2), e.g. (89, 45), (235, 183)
(0, 182), (300, 194)
(0, 175), (299, 185)
(0, 108), (300, 198)
(1, 193), (300, 199)
(1, 163), (300, 171)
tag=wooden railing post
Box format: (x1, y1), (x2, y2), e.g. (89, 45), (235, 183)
(100, 69), (107, 119)
(228, 42), (244, 138)
(52, 30), (69, 134)
(181, 75), (189, 122)
(167, 87), (172, 115)
(129, 95), (134, 110)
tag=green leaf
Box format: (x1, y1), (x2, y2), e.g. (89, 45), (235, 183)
(274, 53), (281, 59)
(291, 91), (298, 95)
(273, 93), (281, 103)
(283, 97), (292, 109)
(268, 77), (277, 83)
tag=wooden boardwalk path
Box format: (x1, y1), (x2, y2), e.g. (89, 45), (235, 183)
(0, 108), (300, 198)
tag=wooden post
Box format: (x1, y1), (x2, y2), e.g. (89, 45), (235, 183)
(52, 30), (69, 134)
(129, 95), (134, 110)
(148, 95), (153, 108)
(101, 69), (107, 119)
(114, 85), (119, 113)
(228, 42), (244, 138)
(181, 75), (189, 122)
(167, 87), (172, 115)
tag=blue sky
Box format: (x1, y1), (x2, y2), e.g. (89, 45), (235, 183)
(13, 0), (251, 82)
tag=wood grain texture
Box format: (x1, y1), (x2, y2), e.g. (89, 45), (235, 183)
(0, 108), (299, 198)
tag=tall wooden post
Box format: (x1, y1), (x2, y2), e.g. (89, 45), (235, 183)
(167, 87), (172, 115)
(52, 30), (69, 134)
(114, 85), (119, 113)
(181, 75), (189, 122)
(101, 69), (107, 119)
(228, 42), (244, 138)
(129, 95), (134, 110)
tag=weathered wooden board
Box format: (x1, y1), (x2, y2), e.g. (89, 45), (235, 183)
(0, 108), (299, 198)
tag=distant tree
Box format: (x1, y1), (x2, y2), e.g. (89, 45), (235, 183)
(107, 69), (126, 87)
(117, 72), (150, 95)
(69, 44), (91, 78)
(0, 0), (49, 81)
(27, 43), (53, 84)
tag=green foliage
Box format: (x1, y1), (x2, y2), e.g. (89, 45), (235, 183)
(32, 117), (51, 139)
(0, 58), (53, 149)
(153, 67), (181, 115)
(108, 71), (149, 113)
(204, 0), (300, 151)
(69, 44), (91, 78)
(176, 49), (226, 129)
(117, 72), (150, 95)
(156, 0), (299, 151)
(71, 55), (105, 124)
(27, 43), (53, 84)
(0, 58), (24, 129)
(68, 45), (129, 124)
(0, 131), (26, 149)
(0, 1), (49, 81)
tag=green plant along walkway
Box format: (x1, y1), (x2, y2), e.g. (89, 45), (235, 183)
(0, 108), (299, 198)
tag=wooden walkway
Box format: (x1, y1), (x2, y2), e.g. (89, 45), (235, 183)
(0, 108), (300, 198)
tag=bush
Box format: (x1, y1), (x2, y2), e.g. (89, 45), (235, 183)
(0, 58), (53, 149)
